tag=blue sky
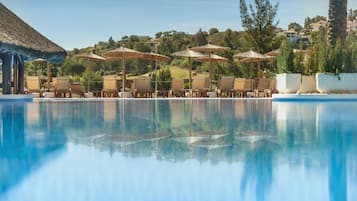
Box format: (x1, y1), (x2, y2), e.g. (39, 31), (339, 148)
(2, 0), (357, 50)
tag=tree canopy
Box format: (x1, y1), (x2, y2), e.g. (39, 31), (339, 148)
(239, 0), (279, 53)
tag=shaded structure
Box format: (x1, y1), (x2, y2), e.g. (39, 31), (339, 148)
(0, 3), (66, 94)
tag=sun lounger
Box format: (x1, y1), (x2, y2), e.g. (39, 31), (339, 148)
(191, 77), (209, 97)
(71, 83), (85, 98)
(101, 76), (119, 97)
(254, 78), (270, 97)
(216, 76), (234, 97)
(53, 76), (71, 98)
(133, 77), (152, 98)
(264, 78), (278, 97)
(25, 76), (42, 97)
(232, 78), (253, 97)
(169, 78), (185, 97)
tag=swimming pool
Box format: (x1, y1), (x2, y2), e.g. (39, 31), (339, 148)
(0, 99), (356, 201)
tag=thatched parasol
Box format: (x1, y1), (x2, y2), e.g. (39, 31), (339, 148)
(265, 49), (309, 57)
(142, 52), (170, 62)
(191, 44), (231, 53)
(234, 50), (270, 60)
(196, 54), (228, 63)
(234, 50), (273, 78)
(103, 47), (144, 92)
(191, 43), (231, 90)
(75, 52), (106, 92)
(196, 55), (229, 85)
(171, 49), (205, 89)
(30, 58), (52, 90)
(142, 52), (170, 92)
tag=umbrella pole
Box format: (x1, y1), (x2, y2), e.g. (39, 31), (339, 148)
(209, 53), (213, 91)
(154, 55), (158, 97)
(122, 56), (125, 93)
(189, 57), (192, 90)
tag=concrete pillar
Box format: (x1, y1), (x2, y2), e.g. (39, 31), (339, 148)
(18, 55), (25, 94)
(13, 56), (18, 94)
(1, 53), (13, 95)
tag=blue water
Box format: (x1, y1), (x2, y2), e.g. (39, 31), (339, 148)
(0, 100), (356, 201)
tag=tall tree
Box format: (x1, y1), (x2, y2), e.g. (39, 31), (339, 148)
(328, 0), (348, 46)
(239, 0), (279, 53)
(193, 29), (208, 46)
(288, 22), (303, 32)
(108, 36), (115, 48)
(277, 40), (294, 73)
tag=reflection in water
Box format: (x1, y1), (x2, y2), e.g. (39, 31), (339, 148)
(0, 100), (356, 201)
(0, 102), (66, 196)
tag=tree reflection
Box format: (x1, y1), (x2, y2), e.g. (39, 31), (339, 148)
(0, 102), (66, 196)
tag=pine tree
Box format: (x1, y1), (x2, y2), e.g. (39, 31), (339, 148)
(239, 0), (279, 53)
(328, 0), (348, 46)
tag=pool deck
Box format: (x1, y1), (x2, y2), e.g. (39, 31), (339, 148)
(0, 94), (34, 102)
(33, 97), (272, 102)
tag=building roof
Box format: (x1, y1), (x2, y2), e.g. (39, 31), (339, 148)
(0, 3), (66, 62)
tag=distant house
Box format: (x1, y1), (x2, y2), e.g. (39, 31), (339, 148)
(308, 20), (328, 32)
(277, 30), (309, 45)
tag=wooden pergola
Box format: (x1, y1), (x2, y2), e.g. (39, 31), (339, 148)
(0, 3), (66, 94)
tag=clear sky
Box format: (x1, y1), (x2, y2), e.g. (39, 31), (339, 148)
(2, 0), (357, 50)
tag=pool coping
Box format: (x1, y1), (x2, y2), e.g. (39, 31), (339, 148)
(272, 94), (357, 101)
(33, 97), (273, 102)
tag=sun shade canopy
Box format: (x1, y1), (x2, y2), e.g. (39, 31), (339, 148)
(0, 3), (66, 62)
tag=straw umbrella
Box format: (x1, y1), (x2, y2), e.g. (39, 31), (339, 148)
(196, 54), (228, 86)
(31, 58), (51, 90)
(171, 49), (205, 89)
(234, 50), (273, 72)
(196, 54), (228, 63)
(75, 52), (106, 92)
(234, 50), (270, 60)
(265, 49), (309, 57)
(191, 43), (231, 90)
(142, 52), (170, 93)
(103, 46), (144, 92)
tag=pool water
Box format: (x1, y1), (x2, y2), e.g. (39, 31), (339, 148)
(0, 100), (356, 201)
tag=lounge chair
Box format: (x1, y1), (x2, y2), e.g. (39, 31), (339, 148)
(101, 76), (119, 97)
(53, 76), (72, 98)
(264, 78), (278, 97)
(25, 76), (42, 97)
(71, 83), (85, 98)
(216, 76), (234, 97)
(169, 79), (185, 97)
(232, 78), (253, 97)
(133, 77), (152, 98)
(232, 78), (245, 97)
(254, 78), (270, 98)
(191, 77), (209, 97)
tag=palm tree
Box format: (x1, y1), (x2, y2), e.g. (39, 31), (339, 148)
(328, 0), (348, 46)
